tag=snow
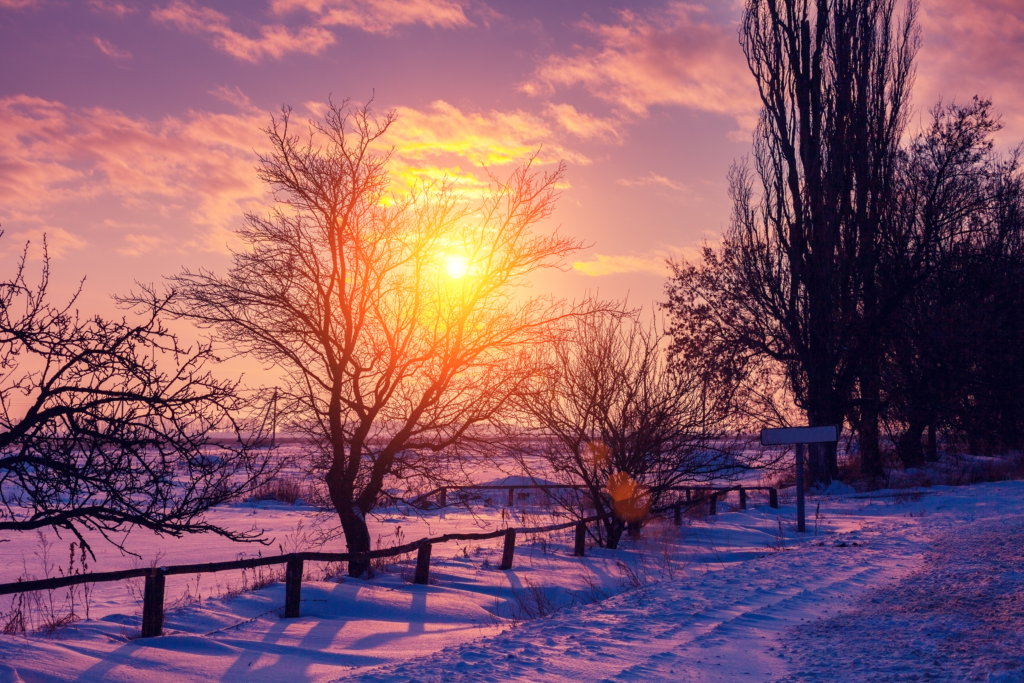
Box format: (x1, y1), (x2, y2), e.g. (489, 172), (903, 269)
(2, 480), (1024, 681)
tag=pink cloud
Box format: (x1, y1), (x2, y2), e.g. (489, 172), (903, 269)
(617, 172), (689, 193)
(93, 36), (132, 59)
(271, 0), (477, 33)
(522, 3), (758, 132)
(153, 1), (335, 62)
(916, 0), (1024, 144)
(0, 95), (271, 254)
(0, 0), (43, 7)
(88, 0), (137, 15)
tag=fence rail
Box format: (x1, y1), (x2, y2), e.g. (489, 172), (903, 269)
(0, 483), (777, 638)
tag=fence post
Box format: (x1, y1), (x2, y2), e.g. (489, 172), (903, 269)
(508, 487), (515, 507)
(574, 522), (586, 557)
(769, 487), (778, 509)
(686, 488), (692, 503)
(709, 492), (717, 516)
(414, 542), (432, 585)
(285, 557), (303, 618)
(439, 487), (447, 508)
(141, 570), (166, 638)
(739, 488), (747, 510)
(673, 502), (682, 526)
(499, 529), (517, 570)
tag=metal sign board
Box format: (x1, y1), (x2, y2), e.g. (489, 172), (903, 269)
(760, 425), (840, 446)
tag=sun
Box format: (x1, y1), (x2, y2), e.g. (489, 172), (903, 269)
(444, 254), (469, 279)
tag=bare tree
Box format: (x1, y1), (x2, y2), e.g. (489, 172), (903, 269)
(884, 99), (1024, 463)
(164, 99), (584, 576)
(0, 236), (275, 555)
(510, 306), (738, 548)
(666, 0), (919, 484)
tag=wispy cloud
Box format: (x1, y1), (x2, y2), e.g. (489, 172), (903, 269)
(0, 94), (270, 254)
(93, 36), (132, 59)
(387, 99), (588, 167)
(271, 0), (482, 33)
(573, 253), (671, 277)
(522, 3), (757, 134)
(545, 103), (622, 142)
(153, 1), (335, 62)
(88, 0), (137, 16)
(0, 0), (43, 8)
(617, 172), (688, 193)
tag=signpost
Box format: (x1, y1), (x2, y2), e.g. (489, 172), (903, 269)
(760, 425), (840, 532)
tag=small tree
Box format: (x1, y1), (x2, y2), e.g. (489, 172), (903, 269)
(167, 100), (584, 576)
(511, 306), (738, 548)
(0, 236), (275, 554)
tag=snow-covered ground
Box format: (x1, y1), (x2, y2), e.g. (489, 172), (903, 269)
(2, 481), (1023, 682)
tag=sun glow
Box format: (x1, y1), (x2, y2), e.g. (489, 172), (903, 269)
(444, 254), (469, 279)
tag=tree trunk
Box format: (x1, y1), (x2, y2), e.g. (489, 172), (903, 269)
(858, 368), (885, 482)
(897, 420), (927, 469)
(925, 423), (939, 463)
(337, 506), (372, 577)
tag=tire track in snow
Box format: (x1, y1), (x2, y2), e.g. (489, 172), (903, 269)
(333, 518), (928, 683)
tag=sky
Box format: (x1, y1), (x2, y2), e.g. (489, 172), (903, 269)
(1, 0), (1022, 367)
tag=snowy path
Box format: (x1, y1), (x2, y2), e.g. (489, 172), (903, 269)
(4, 481), (1024, 681)
(334, 515), (929, 683)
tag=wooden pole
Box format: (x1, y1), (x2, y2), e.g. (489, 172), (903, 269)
(438, 488), (447, 508)
(739, 488), (747, 510)
(574, 522), (586, 557)
(795, 444), (806, 532)
(499, 529), (517, 570)
(673, 502), (682, 526)
(709, 492), (717, 516)
(141, 571), (165, 638)
(414, 543), (432, 585)
(508, 487), (515, 507)
(769, 487), (779, 509)
(284, 558), (303, 618)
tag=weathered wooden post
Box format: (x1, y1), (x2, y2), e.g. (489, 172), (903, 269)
(709, 492), (717, 516)
(141, 570), (166, 638)
(285, 557), (303, 618)
(508, 487), (515, 507)
(438, 487), (447, 508)
(769, 487), (778, 508)
(414, 542), (432, 585)
(739, 488), (747, 510)
(574, 522), (586, 557)
(499, 529), (517, 570)
(673, 502), (682, 526)
(686, 488), (692, 503)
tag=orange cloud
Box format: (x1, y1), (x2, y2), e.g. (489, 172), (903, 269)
(545, 103), (622, 142)
(0, 0), (42, 7)
(573, 253), (670, 277)
(523, 3), (757, 133)
(387, 99), (588, 168)
(0, 95), (270, 254)
(93, 36), (132, 59)
(153, 1), (335, 62)
(272, 0), (476, 33)
(917, 0), (1024, 144)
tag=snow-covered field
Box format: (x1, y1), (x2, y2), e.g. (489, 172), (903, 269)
(2, 480), (1023, 682)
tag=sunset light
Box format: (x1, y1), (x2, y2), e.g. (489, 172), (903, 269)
(2, 0), (1022, 680)
(444, 253), (469, 279)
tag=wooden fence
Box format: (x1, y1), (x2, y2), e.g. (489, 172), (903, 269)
(0, 484), (777, 639)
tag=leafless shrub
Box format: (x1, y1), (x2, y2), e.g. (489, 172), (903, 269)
(250, 476), (305, 504)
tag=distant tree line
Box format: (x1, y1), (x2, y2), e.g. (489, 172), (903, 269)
(664, 0), (1024, 485)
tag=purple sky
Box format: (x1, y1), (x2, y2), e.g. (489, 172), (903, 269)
(1, 0), (1022, 334)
